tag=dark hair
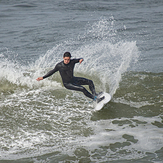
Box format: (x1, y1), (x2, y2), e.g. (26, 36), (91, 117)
(63, 52), (71, 58)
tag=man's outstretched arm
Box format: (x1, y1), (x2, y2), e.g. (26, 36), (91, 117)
(36, 64), (59, 81)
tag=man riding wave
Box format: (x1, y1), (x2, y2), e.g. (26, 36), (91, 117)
(36, 52), (104, 103)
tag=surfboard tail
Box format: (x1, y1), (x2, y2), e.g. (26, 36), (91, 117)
(94, 92), (111, 111)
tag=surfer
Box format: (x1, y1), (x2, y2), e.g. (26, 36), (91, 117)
(36, 52), (104, 103)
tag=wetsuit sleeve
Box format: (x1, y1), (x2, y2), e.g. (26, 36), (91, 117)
(74, 58), (84, 63)
(43, 64), (59, 79)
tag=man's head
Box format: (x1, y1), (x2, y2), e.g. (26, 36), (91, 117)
(63, 52), (71, 64)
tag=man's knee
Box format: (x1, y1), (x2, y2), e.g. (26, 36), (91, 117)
(88, 79), (93, 86)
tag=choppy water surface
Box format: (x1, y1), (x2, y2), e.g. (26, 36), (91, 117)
(0, 0), (163, 162)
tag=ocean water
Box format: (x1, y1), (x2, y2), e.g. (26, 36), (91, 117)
(0, 0), (163, 163)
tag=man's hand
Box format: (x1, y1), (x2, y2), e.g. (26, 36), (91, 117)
(36, 77), (43, 81)
(79, 58), (83, 64)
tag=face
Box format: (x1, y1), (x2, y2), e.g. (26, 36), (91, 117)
(63, 57), (70, 64)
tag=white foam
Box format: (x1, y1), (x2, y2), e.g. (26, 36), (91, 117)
(77, 116), (163, 160)
(0, 56), (62, 91)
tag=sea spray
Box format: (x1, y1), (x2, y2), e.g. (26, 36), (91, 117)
(0, 18), (139, 97)
(33, 18), (139, 96)
(108, 41), (139, 96)
(0, 49), (61, 90)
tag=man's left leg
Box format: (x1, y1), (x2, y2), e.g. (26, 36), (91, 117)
(73, 77), (97, 96)
(73, 77), (105, 103)
(64, 82), (94, 99)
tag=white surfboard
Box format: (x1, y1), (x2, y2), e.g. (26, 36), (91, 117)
(94, 92), (111, 111)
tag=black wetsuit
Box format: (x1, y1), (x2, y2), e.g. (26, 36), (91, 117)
(43, 59), (96, 99)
